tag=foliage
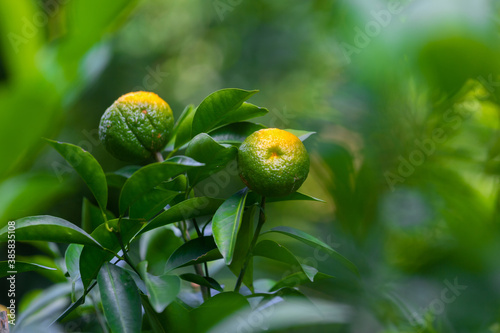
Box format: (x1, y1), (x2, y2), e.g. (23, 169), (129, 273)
(2, 88), (355, 332)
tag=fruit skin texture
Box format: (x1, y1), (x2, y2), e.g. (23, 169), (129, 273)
(99, 91), (174, 162)
(238, 128), (310, 197)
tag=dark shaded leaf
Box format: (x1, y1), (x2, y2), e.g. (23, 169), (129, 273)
(180, 273), (224, 292)
(165, 236), (222, 272)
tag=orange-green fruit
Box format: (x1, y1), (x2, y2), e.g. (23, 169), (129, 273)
(99, 91), (174, 162)
(238, 128), (310, 197)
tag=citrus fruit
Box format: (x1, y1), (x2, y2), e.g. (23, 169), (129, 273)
(238, 128), (310, 197)
(99, 91), (174, 162)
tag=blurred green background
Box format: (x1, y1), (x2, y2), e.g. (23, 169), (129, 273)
(2, 0), (500, 331)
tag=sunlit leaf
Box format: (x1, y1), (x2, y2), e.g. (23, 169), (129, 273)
(212, 188), (249, 265)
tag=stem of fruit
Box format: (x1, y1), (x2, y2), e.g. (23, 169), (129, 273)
(154, 151), (164, 162)
(234, 196), (266, 293)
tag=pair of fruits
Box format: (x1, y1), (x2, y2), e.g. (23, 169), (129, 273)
(99, 91), (309, 197)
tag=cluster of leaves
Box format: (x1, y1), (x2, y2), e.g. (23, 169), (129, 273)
(0, 89), (356, 332)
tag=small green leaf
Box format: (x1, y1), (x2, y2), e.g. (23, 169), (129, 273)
(98, 263), (142, 333)
(191, 88), (259, 138)
(165, 236), (222, 272)
(0, 261), (56, 278)
(138, 197), (224, 236)
(119, 157), (203, 215)
(65, 244), (83, 280)
(208, 122), (266, 145)
(46, 139), (108, 210)
(212, 188), (249, 265)
(0, 216), (101, 247)
(186, 133), (238, 184)
(267, 226), (359, 276)
(180, 273), (224, 292)
(190, 292), (250, 333)
(138, 261), (181, 313)
(284, 129), (316, 142)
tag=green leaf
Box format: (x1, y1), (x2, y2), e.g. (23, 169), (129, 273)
(186, 133), (238, 184)
(82, 197), (115, 233)
(253, 240), (316, 281)
(190, 292), (250, 333)
(138, 197), (224, 236)
(228, 205), (256, 292)
(129, 188), (180, 220)
(174, 104), (197, 149)
(162, 299), (192, 332)
(192, 88), (259, 137)
(65, 244), (83, 280)
(139, 226), (183, 276)
(0, 261), (56, 278)
(119, 157), (203, 215)
(270, 271), (334, 292)
(80, 218), (145, 290)
(180, 273), (224, 292)
(98, 263), (142, 333)
(0, 216), (101, 247)
(105, 165), (142, 189)
(138, 261), (181, 313)
(46, 139), (108, 211)
(284, 129), (316, 142)
(212, 188), (249, 265)
(267, 226), (359, 276)
(208, 122), (267, 145)
(216, 102), (269, 126)
(165, 236), (222, 272)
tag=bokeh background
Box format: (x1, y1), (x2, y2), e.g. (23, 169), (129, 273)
(1, 0), (500, 332)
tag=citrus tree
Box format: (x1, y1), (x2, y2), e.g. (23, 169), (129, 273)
(0, 88), (356, 332)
